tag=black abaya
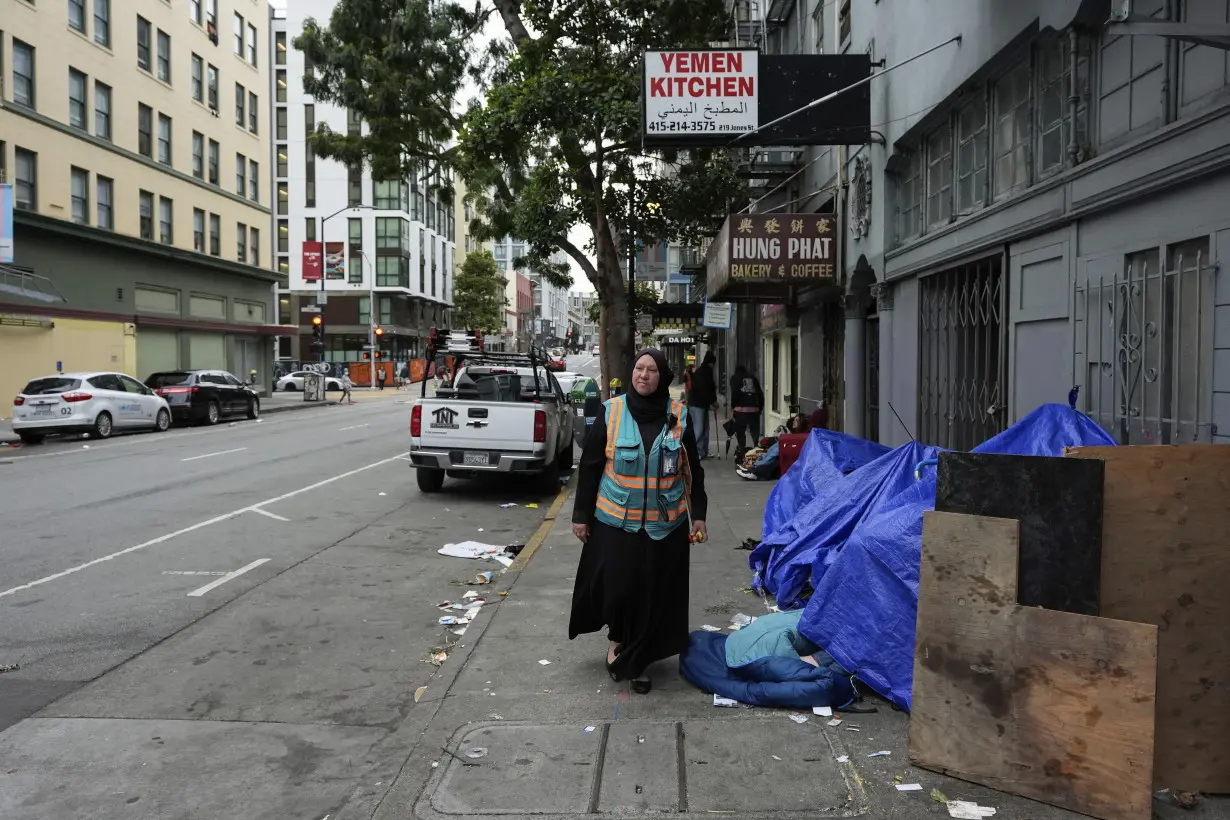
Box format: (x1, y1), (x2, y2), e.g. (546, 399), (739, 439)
(568, 403), (708, 680)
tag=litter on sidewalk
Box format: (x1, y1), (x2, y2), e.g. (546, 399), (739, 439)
(946, 801), (997, 819)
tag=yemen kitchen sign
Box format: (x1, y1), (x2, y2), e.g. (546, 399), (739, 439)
(705, 213), (838, 302)
(643, 49), (758, 142)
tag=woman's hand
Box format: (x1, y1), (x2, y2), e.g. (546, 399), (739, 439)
(690, 520), (708, 543)
(572, 523), (589, 542)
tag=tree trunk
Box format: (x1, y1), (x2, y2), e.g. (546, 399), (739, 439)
(594, 224), (632, 398)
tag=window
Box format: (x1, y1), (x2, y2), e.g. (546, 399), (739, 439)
(275, 32), (286, 64)
(377, 256), (410, 288)
(838, 0), (851, 45)
(235, 83), (245, 127)
(208, 139), (219, 184)
(992, 61), (1031, 199)
(277, 182), (288, 215)
(250, 228), (260, 265)
(13, 41), (35, 108)
(926, 124), (953, 228)
(97, 176), (113, 230)
(247, 23), (258, 65)
(14, 149), (36, 211)
(304, 104), (316, 206)
(374, 180), (403, 210)
(248, 160), (259, 202)
(94, 0), (110, 47)
(139, 190), (154, 240)
(358, 297), (371, 326)
(209, 213), (221, 256)
(192, 132), (204, 178)
(70, 168), (89, 225)
(137, 17), (151, 72)
(69, 0), (85, 32)
(276, 108), (287, 140)
(897, 149), (923, 242)
(376, 217), (405, 251)
(305, 218), (317, 242)
(1099, 15), (1165, 146)
(350, 253), (364, 284)
(956, 99), (988, 213)
(349, 218), (364, 283)
(157, 114), (172, 165)
(348, 166), (363, 206)
(191, 54), (203, 101)
(207, 64), (218, 110)
(158, 197), (173, 244)
(94, 82), (111, 140)
(156, 31), (171, 83)
(190, 0), (202, 25)
(248, 91), (258, 132)
(277, 219), (289, 252)
(193, 209), (206, 251)
(234, 13), (244, 56)
(235, 154), (246, 195)
(206, 0), (217, 25)
(276, 147), (287, 178)
(68, 69), (88, 130)
(237, 222), (247, 261)
(1037, 35), (1088, 176)
(347, 108), (361, 135)
(276, 69), (287, 102)
(138, 105), (153, 157)
(812, 0), (826, 53)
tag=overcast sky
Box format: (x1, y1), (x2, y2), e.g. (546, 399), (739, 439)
(276, 0), (596, 293)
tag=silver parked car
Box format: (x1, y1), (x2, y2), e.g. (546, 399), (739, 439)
(11, 372), (172, 444)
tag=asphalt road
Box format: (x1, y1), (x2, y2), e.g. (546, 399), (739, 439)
(0, 387), (575, 819)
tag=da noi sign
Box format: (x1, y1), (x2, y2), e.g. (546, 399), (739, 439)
(706, 213), (838, 301)
(643, 49), (758, 143)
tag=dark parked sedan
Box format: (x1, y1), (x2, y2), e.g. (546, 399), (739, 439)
(145, 370), (260, 425)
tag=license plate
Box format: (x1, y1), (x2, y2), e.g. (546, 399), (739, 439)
(29, 407), (53, 417)
(463, 451), (490, 467)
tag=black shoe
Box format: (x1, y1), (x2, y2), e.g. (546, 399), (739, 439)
(631, 678), (652, 695)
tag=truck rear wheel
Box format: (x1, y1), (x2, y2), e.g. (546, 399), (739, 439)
(416, 468), (445, 493)
(537, 454), (561, 494)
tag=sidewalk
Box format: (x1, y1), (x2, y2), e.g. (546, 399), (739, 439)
(350, 463), (1144, 820)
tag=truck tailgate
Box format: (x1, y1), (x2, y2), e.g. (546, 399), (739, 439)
(418, 399), (537, 451)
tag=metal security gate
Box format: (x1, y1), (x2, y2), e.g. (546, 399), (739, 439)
(865, 314), (880, 442)
(820, 299), (845, 432)
(918, 256), (1008, 450)
(1073, 241), (1215, 444)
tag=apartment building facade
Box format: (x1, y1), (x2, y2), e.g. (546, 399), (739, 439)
(491, 237), (570, 347)
(270, 2), (455, 367)
(0, 0), (281, 401)
(711, 0), (1230, 448)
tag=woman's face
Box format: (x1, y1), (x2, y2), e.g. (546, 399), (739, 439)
(632, 355), (661, 396)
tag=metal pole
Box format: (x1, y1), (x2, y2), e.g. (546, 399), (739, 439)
(368, 253), (376, 390)
(318, 214), (326, 366)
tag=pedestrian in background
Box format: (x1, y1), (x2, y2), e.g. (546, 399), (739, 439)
(377, 366), (387, 391)
(687, 352), (718, 459)
(340, 371), (354, 405)
(569, 348), (708, 694)
(729, 364), (764, 456)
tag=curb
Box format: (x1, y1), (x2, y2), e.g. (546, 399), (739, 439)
(508, 480), (573, 573)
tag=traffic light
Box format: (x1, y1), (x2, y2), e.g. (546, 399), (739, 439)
(362, 352), (370, 360)
(374, 327), (384, 338)
(311, 315), (325, 352)
(374, 351), (382, 359)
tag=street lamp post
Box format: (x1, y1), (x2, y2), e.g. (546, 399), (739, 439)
(317, 205), (374, 371)
(358, 249), (379, 390)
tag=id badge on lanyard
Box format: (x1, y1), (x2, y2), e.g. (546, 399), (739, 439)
(661, 450), (680, 478)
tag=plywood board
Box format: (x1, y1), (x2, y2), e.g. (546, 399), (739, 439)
(911, 511), (1158, 820)
(1066, 444), (1230, 791)
(935, 452), (1104, 614)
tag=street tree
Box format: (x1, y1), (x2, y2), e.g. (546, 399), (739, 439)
(295, 0), (745, 393)
(452, 250), (506, 333)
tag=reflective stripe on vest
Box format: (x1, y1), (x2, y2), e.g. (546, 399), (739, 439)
(593, 395), (692, 539)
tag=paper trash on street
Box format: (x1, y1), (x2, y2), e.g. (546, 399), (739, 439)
(439, 541), (504, 559)
(812, 706), (833, 717)
(712, 694), (750, 708)
(947, 802), (997, 819)
(896, 784), (923, 792)
(788, 714), (808, 724)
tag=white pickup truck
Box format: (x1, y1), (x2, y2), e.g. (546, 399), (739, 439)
(408, 364), (574, 493)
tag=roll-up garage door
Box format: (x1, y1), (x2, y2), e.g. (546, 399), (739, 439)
(186, 333), (227, 370)
(135, 329), (179, 381)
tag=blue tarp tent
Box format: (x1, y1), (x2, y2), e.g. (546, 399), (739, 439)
(757, 403), (1117, 710)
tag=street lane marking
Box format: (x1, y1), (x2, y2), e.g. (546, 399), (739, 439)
(249, 507), (290, 522)
(0, 452), (410, 600)
(187, 559), (270, 597)
(181, 447), (248, 462)
(162, 570), (228, 576)
(339, 424), (369, 431)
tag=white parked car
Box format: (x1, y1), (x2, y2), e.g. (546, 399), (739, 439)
(12, 372), (172, 443)
(553, 371), (580, 395)
(276, 370), (343, 392)
(591, 345), (600, 355)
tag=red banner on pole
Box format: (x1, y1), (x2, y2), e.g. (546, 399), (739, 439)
(302, 241), (324, 282)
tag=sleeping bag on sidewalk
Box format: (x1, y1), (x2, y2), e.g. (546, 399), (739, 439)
(678, 611), (856, 709)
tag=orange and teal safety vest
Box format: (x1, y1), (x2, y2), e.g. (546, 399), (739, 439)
(594, 395), (692, 540)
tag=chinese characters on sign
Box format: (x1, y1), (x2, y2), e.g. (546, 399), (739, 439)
(643, 49), (758, 138)
(729, 214), (836, 283)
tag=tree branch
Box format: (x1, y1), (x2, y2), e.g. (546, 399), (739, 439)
(558, 237), (599, 286)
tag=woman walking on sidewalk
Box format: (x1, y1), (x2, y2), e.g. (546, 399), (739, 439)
(568, 348), (708, 694)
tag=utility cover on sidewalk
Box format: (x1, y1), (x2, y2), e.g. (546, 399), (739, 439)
(420, 720), (868, 819)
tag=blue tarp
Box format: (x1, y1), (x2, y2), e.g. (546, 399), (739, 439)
(756, 403), (1117, 710)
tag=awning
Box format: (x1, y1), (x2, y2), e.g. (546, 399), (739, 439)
(706, 212), (841, 302)
(0, 264), (66, 304)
